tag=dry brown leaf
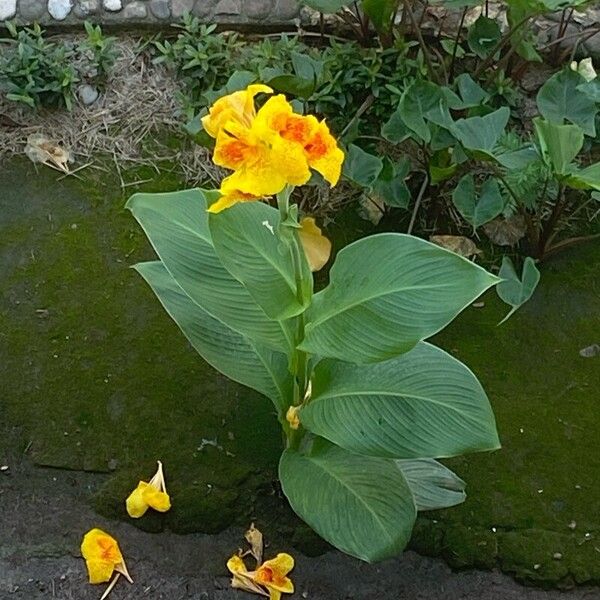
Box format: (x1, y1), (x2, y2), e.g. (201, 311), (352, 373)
(358, 194), (384, 225)
(483, 215), (527, 247)
(245, 523), (264, 565)
(430, 235), (481, 258)
(25, 133), (71, 173)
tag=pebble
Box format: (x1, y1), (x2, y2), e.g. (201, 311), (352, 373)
(0, 0), (17, 20)
(553, 552), (563, 560)
(78, 84), (99, 105)
(123, 1), (147, 18)
(149, 0), (170, 18)
(103, 0), (122, 11)
(47, 0), (73, 19)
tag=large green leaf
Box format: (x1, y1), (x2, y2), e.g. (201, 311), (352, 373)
(279, 440), (417, 562)
(396, 459), (466, 511)
(134, 261), (292, 413)
(299, 233), (499, 364)
(452, 174), (505, 229)
(537, 69), (597, 137)
(452, 107), (510, 161)
(126, 189), (292, 352)
(300, 342), (499, 458)
(534, 118), (584, 176)
(497, 256), (540, 324)
(209, 202), (312, 321)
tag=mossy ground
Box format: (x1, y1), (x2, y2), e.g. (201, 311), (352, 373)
(1, 157), (599, 587)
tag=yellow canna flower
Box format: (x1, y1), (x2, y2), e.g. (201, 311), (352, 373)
(227, 553), (295, 600)
(254, 554), (295, 600)
(202, 84), (273, 138)
(205, 85), (344, 208)
(81, 528), (133, 599)
(256, 94), (344, 186)
(298, 217), (332, 272)
(213, 119), (311, 197)
(126, 460), (171, 518)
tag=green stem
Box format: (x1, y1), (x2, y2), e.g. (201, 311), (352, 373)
(275, 188), (311, 448)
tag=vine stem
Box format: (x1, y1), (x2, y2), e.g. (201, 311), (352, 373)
(403, 0), (439, 84)
(407, 173), (429, 235)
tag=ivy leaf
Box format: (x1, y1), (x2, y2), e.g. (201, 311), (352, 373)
(399, 80), (449, 143)
(497, 256), (540, 324)
(452, 175), (505, 229)
(468, 15), (501, 59)
(452, 107), (510, 161)
(371, 157), (411, 208)
(455, 73), (489, 107)
(533, 117), (584, 176)
(381, 108), (412, 143)
(343, 144), (383, 188)
(537, 68), (598, 137)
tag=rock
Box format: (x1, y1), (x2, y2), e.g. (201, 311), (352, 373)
(245, 0), (271, 19)
(78, 84), (99, 105)
(19, 0), (47, 19)
(274, 0), (298, 20)
(123, 0), (146, 17)
(579, 343), (600, 358)
(149, 0), (169, 18)
(584, 32), (600, 61)
(47, 0), (73, 19)
(74, 0), (99, 15)
(172, 0), (193, 17)
(192, 0), (212, 17)
(214, 0), (240, 16)
(103, 0), (121, 11)
(0, 0), (17, 20)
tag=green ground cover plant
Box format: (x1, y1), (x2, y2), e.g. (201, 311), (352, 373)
(0, 21), (116, 109)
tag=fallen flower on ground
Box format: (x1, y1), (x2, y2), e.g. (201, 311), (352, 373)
(126, 460), (171, 518)
(228, 553), (295, 600)
(81, 528), (132, 599)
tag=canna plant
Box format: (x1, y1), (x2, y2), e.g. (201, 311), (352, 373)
(127, 84), (506, 562)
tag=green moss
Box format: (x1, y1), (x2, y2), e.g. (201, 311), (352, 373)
(408, 239), (600, 585)
(0, 157), (281, 534)
(2, 156), (600, 586)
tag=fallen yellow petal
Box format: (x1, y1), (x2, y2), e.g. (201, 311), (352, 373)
(125, 482), (149, 518)
(81, 529), (125, 584)
(126, 461), (171, 518)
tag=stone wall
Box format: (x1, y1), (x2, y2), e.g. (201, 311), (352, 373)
(0, 0), (300, 26)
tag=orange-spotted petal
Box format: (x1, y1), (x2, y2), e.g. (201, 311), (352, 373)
(202, 84), (273, 138)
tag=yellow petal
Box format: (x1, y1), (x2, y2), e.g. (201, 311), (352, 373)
(202, 84), (273, 138)
(81, 529), (124, 584)
(142, 484), (171, 513)
(304, 121), (344, 186)
(298, 217), (332, 272)
(227, 554), (248, 575)
(256, 553), (295, 594)
(125, 482), (149, 518)
(85, 559), (115, 584)
(210, 175), (266, 214)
